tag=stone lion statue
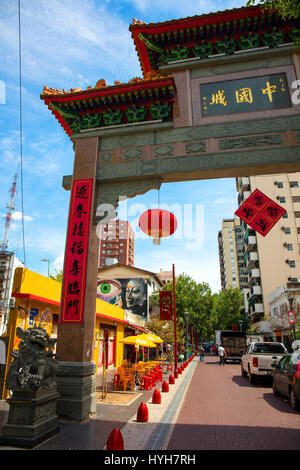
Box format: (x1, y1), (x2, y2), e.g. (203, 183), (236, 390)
(6, 326), (58, 392)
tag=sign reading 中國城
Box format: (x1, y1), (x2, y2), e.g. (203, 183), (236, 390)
(60, 179), (93, 323)
(200, 73), (291, 117)
(234, 188), (286, 237)
(159, 290), (173, 321)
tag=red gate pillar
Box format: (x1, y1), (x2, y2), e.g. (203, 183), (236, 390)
(56, 136), (99, 421)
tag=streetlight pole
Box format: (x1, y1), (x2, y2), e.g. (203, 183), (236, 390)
(184, 311), (190, 359)
(172, 264), (178, 378)
(41, 258), (50, 278)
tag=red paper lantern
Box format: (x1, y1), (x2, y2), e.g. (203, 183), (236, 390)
(138, 209), (178, 245)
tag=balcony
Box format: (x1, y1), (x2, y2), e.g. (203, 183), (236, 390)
(245, 252), (258, 271)
(249, 303), (264, 316)
(245, 235), (257, 253)
(247, 268), (260, 286)
(249, 285), (262, 298)
(238, 190), (251, 205)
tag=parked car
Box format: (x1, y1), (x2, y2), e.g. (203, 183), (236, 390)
(241, 342), (288, 384)
(272, 354), (300, 411)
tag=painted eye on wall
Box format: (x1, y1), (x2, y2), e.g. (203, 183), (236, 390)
(97, 280), (122, 299)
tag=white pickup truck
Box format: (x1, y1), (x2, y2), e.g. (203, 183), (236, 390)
(241, 342), (288, 384)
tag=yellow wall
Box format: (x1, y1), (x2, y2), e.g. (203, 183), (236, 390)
(13, 267), (62, 303)
(2, 268), (128, 396)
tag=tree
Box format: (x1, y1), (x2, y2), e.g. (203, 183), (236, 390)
(246, 0), (300, 20)
(156, 274), (216, 343)
(212, 287), (245, 331)
(50, 269), (63, 283)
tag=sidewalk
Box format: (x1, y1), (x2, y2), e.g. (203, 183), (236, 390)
(0, 357), (198, 451)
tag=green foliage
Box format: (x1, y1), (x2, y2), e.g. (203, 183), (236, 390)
(153, 275), (247, 342)
(212, 287), (246, 331)
(246, 0), (300, 20)
(49, 269), (63, 283)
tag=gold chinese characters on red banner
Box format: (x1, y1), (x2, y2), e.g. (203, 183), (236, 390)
(159, 291), (173, 321)
(235, 188), (286, 237)
(60, 179), (93, 323)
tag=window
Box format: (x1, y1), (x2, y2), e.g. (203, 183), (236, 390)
(284, 227), (291, 234)
(276, 182), (283, 188)
(282, 212), (288, 219)
(294, 212), (300, 218)
(252, 343), (286, 354)
(292, 196), (300, 203)
(290, 182), (299, 188)
(289, 260), (296, 268)
(286, 244), (293, 251)
(278, 196), (286, 203)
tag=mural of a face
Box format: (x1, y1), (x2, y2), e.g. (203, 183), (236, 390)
(125, 279), (147, 317)
(97, 280), (123, 307)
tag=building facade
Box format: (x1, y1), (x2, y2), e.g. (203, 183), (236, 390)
(0, 252), (23, 336)
(218, 219), (247, 291)
(99, 219), (135, 269)
(236, 173), (300, 339)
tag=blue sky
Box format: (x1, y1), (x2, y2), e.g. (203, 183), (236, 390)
(0, 0), (246, 293)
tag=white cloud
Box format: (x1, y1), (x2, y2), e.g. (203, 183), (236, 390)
(12, 211), (33, 222)
(0, 0), (140, 88)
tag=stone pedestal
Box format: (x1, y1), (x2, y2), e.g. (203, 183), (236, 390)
(0, 387), (60, 448)
(56, 361), (96, 421)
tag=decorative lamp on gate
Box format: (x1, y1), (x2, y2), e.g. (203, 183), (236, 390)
(138, 209), (178, 245)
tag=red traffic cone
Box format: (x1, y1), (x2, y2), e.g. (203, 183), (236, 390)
(152, 388), (161, 404)
(169, 374), (175, 384)
(137, 402), (148, 422)
(161, 380), (169, 392)
(106, 428), (124, 450)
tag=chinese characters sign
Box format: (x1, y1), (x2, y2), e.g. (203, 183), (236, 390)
(61, 179), (93, 323)
(200, 73), (291, 117)
(235, 188), (286, 237)
(159, 291), (173, 321)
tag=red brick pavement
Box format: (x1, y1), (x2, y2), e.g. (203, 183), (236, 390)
(167, 356), (300, 450)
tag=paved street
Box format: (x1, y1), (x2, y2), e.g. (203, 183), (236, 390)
(166, 355), (300, 450)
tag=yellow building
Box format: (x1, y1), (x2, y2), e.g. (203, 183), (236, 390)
(0, 267), (143, 398)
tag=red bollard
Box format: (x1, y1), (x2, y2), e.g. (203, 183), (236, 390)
(152, 388), (161, 404)
(161, 380), (169, 392)
(106, 428), (124, 450)
(169, 374), (175, 384)
(137, 402), (148, 422)
(174, 369), (178, 379)
(178, 366), (182, 374)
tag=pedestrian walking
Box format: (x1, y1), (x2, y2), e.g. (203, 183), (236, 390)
(199, 345), (205, 363)
(218, 344), (226, 366)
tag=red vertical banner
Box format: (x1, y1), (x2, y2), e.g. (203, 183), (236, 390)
(60, 178), (93, 323)
(159, 291), (173, 321)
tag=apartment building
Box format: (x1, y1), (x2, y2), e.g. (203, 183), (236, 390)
(218, 218), (247, 291)
(98, 219), (135, 269)
(236, 173), (300, 337)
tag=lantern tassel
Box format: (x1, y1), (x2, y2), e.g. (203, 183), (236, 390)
(153, 237), (161, 245)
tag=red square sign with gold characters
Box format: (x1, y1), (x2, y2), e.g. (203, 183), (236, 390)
(235, 188), (286, 237)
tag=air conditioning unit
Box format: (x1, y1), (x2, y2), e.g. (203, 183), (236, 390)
(9, 297), (16, 308)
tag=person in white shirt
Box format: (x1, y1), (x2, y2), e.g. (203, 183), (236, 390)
(218, 344), (225, 366)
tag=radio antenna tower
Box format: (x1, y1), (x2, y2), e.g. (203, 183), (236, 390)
(0, 173), (17, 252)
